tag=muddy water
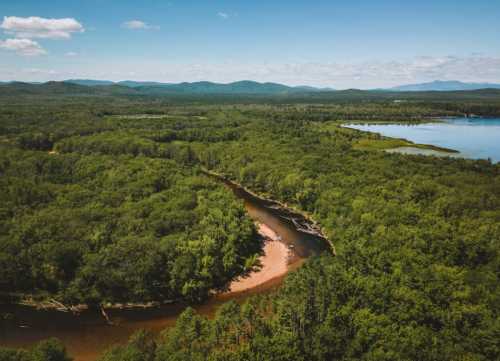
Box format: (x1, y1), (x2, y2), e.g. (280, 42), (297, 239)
(0, 182), (326, 361)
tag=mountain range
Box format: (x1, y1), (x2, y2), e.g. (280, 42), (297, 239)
(64, 79), (333, 94)
(390, 80), (500, 91)
(60, 79), (500, 92)
(1, 79), (500, 96)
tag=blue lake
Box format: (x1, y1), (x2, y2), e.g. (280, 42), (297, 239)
(346, 118), (500, 163)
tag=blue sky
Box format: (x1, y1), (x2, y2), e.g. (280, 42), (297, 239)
(1, 0), (499, 88)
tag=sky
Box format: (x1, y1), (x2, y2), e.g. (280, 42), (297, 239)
(0, 0), (499, 89)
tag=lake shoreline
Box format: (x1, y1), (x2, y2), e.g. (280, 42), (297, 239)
(342, 116), (500, 162)
(344, 125), (460, 154)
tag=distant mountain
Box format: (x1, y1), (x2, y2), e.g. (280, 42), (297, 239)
(0, 81), (136, 96)
(117, 80), (173, 87)
(64, 79), (329, 94)
(295, 85), (335, 92)
(138, 80), (296, 94)
(390, 80), (500, 91)
(64, 79), (174, 88)
(1, 80), (309, 96)
(65, 79), (116, 86)
(2, 81), (500, 102)
(6, 79), (500, 93)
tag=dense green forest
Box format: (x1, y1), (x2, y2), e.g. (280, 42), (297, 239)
(0, 339), (70, 361)
(1, 91), (499, 360)
(0, 103), (262, 306)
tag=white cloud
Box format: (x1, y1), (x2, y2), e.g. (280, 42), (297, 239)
(25, 68), (59, 75)
(65, 51), (77, 57)
(209, 55), (499, 88)
(167, 55), (498, 89)
(2, 55), (500, 88)
(122, 20), (159, 30)
(217, 12), (229, 19)
(0, 38), (47, 56)
(1, 16), (84, 39)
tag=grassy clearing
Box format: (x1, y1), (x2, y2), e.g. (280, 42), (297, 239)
(313, 121), (458, 153)
(353, 138), (412, 150)
(353, 137), (458, 153)
(341, 118), (441, 125)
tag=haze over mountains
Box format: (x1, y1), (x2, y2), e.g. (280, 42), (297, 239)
(390, 80), (500, 91)
(64, 79), (333, 94)
(2, 81), (500, 104)
(60, 79), (500, 92)
(1, 79), (500, 96)
(65, 79), (500, 92)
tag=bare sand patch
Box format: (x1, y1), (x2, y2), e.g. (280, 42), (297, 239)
(227, 223), (290, 293)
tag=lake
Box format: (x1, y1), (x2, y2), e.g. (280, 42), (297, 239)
(346, 117), (500, 163)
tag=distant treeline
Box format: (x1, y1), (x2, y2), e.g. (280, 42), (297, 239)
(1, 81), (500, 115)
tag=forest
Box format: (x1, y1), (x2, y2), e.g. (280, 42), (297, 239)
(0, 91), (499, 360)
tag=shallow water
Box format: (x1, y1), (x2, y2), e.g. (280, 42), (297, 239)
(346, 118), (500, 163)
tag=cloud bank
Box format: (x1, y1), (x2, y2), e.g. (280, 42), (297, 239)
(105, 55), (500, 89)
(1, 16), (84, 39)
(0, 38), (46, 56)
(0, 16), (84, 57)
(1, 55), (499, 88)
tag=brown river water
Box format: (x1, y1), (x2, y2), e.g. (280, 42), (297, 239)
(0, 181), (328, 361)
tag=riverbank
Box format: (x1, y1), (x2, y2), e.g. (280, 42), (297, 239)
(1, 173), (329, 313)
(201, 167), (335, 255)
(1, 172), (331, 361)
(228, 223), (290, 293)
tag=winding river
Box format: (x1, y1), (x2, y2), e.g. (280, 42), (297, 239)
(0, 177), (328, 361)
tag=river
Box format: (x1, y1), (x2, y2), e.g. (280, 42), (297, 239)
(0, 177), (328, 361)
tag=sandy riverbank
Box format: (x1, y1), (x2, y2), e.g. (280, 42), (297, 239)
(228, 223), (290, 293)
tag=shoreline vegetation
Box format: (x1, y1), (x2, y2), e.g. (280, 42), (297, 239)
(1, 172), (332, 315)
(340, 119), (440, 125)
(339, 125), (459, 153)
(319, 120), (459, 154)
(353, 137), (459, 153)
(201, 168), (335, 255)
